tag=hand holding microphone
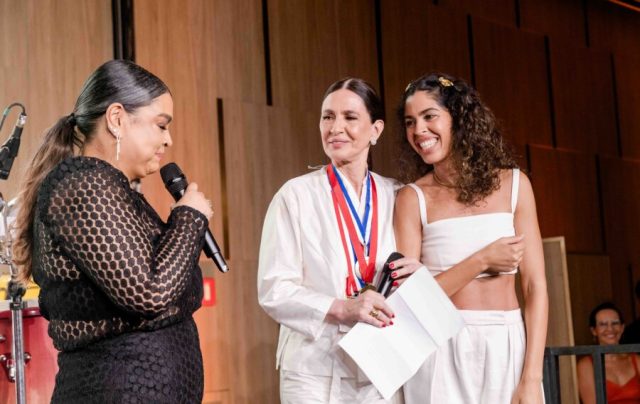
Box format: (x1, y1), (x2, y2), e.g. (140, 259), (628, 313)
(377, 252), (424, 292)
(376, 252), (404, 297)
(174, 183), (213, 220)
(160, 163), (228, 273)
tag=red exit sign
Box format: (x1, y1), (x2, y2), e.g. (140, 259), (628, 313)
(202, 277), (216, 307)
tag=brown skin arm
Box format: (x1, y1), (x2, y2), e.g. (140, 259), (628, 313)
(577, 356), (597, 404)
(511, 173), (548, 404)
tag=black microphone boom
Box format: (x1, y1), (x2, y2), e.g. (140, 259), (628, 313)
(160, 162), (229, 273)
(377, 252), (404, 297)
(0, 105), (27, 181)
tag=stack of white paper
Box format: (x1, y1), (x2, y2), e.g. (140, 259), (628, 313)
(338, 267), (464, 399)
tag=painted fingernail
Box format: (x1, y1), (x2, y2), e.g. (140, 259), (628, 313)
(393, 281), (398, 286)
(382, 324), (387, 328)
(391, 272), (397, 278)
(393, 314), (396, 318)
(389, 263), (395, 269)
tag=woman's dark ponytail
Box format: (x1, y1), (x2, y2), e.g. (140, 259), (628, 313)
(13, 114), (79, 283)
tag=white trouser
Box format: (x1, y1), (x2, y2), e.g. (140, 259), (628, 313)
(404, 309), (526, 404)
(280, 369), (404, 404)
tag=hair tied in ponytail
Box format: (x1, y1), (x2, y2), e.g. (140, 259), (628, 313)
(67, 112), (76, 126)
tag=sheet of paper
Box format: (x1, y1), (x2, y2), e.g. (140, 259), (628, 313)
(338, 267), (464, 400)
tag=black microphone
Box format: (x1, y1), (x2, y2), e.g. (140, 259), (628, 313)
(377, 252), (404, 297)
(0, 111), (27, 180)
(160, 163), (229, 273)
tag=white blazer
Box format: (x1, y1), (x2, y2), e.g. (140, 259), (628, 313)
(257, 166), (401, 378)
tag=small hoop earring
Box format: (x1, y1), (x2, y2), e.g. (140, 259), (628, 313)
(370, 138), (377, 146)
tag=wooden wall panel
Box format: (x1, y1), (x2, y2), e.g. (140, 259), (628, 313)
(268, 0), (379, 111)
(221, 100), (325, 403)
(542, 237), (579, 404)
(473, 18), (553, 148)
(213, 259), (279, 404)
(0, 0), (112, 199)
(528, 146), (603, 253)
(587, 0), (640, 56)
(212, 0), (266, 103)
(519, 0), (586, 46)
(374, 0), (470, 179)
(437, 0), (517, 27)
(222, 100), (323, 260)
(549, 43), (617, 155)
(514, 143), (529, 173)
(615, 51), (640, 159)
(0, 2), (28, 157)
(0, 0), (28, 198)
(599, 156), (640, 320)
(567, 254), (612, 346)
(194, 262), (231, 402)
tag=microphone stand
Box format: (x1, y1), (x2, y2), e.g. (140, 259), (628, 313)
(0, 196), (26, 404)
(0, 103), (27, 404)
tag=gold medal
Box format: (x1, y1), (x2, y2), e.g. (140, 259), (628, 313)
(359, 283), (376, 295)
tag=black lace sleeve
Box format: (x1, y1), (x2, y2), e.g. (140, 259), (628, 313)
(40, 158), (208, 317)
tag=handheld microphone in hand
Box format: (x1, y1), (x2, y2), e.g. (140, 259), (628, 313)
(160, 163), (229, 273)
(0, 105), (27, 180)
(377, 252), (404, 297)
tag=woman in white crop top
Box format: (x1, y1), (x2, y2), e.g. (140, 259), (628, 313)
(392, 73), (548, 403)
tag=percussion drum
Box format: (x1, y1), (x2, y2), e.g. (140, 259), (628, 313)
(0, 302), (57, 404)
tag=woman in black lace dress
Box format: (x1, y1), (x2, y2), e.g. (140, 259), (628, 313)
(12, 60), (213, 403)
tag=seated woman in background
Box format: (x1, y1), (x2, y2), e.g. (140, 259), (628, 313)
(577, 302), (640, 404)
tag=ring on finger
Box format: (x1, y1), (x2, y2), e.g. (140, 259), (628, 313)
(369, 309), (379, 319)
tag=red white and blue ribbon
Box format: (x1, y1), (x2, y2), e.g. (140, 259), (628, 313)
(327, 165), (379, 297)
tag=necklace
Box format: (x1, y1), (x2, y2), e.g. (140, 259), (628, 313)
(432, 170), (457, 188)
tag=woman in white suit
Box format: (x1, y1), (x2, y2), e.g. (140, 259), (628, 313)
(258, 78), (402, 403)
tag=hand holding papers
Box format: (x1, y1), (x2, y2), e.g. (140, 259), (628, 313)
(338, 266), (464, 400)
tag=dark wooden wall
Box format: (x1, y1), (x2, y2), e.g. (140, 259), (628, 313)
(1, 0), (640, 402)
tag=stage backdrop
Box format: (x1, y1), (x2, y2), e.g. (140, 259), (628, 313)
(1, 1), (640, 403)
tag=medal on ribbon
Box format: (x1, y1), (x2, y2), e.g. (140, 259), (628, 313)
(327, 165), (379, 297)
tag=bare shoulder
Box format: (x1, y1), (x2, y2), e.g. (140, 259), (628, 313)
(499, 168), (533, 198)
(497, 167), (522, 184)
(517, 169), (532, 186)
(395, 184), (421, 210)
(517, 170), (535, 198)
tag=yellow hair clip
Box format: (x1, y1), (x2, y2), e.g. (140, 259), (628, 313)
(438, 77), (454, 87)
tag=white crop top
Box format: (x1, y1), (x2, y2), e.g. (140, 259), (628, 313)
(407, 169), (520, 279)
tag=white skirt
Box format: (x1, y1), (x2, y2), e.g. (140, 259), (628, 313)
(404, 309), (525, 404)
(280, 369), (404, 404)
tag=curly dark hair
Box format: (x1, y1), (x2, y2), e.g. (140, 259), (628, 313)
(397, 73), (518, 205)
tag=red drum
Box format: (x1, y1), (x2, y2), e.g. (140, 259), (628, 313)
(0, 307), (57, 404)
